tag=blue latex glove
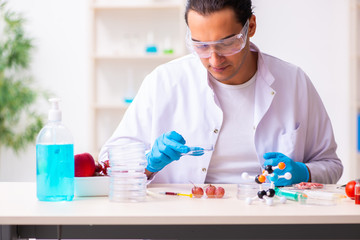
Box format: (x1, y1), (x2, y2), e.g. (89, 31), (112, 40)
(146, 131), (190, 172)
(263, 152), (309, 186)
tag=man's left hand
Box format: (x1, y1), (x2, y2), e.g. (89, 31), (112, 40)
(263, 152), (309, 186)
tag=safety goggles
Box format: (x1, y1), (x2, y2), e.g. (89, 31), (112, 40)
(186, 19), (249, 58)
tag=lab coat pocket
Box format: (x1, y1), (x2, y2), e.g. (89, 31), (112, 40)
(278, 123), (302, 161)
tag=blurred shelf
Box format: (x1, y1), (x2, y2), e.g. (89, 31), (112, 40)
(92, 1), (183, 10)
(94, 53), (184, 61)
(94, 103), (129, 111)
(90, 0), (186, 154)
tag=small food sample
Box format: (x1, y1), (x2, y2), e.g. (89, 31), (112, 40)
(190, 184), (225, 199)
(95, 160), (110, 176)
(191, 184), (204, 198)
(215, 186), (225, 198)
(294, 182), (324, 190)
(205, 184), (217, 198)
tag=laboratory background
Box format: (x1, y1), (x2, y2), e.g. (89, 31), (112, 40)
(0, 0), (359, 184)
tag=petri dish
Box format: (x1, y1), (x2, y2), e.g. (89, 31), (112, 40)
(237, 183), (260, 200)
(181, 144), (214, 156)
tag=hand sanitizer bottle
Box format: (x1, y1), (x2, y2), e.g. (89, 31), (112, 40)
(36, 98), (74, 201)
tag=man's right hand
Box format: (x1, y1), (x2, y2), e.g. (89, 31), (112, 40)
(146, 131), (190, 173)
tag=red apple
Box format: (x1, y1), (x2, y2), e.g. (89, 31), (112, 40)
(75, 153), (96, 177)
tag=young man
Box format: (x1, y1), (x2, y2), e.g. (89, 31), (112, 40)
(99, 0), (343, 186)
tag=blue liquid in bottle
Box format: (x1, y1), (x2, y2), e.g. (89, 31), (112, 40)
(36, 144), (74, 201)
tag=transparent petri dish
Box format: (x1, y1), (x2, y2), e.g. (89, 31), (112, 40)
(110, 188), (147, 195)
(109, 178), (147, 185)
(110, 176), (146, 181)
(109, 151), (146, 160)
(109, 184), (146, 191)
(110, 181), (146, 186)
(109, 160), (147, 166)
(109, 190), (146, 203)
(109, 159), (146, 165)
(301, 190), (341, 206)
(107, 141), (145, 151)
(110, 177), (147, 185)
(108, 167), (147, 174)
(109, 196), (146, 203)
(237, 183), (260, 200)
(181, 144), (214, 156)
(109, 170), (147, 177)
(109, 165), (147, 173)
(110, 176), (147, 183)
(108, 141), (146, 163)
(109, 187), (146, 193)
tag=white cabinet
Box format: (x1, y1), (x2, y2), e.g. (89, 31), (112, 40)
(90, 0), (187, 155)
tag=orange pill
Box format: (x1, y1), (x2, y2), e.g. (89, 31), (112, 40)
(278, 162), (286, 170)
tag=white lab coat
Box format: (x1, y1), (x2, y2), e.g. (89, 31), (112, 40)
(99, 43), (343, 184)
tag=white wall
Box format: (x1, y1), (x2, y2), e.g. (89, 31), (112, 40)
(251, 0), (353, 183)
(0, 0), (355, 183)
(0, 0), (91, 181)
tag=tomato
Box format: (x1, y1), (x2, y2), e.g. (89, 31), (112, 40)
(345, 180), (356, 199)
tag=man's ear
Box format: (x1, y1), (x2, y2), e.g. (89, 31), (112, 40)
(248, 14), (257, 38)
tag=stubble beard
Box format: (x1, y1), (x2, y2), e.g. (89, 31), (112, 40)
(209, 44), (250, 84)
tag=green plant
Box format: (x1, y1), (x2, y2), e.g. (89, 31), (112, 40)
(0, 1), (45, 152)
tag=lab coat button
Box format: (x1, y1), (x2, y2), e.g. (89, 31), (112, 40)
(271, 91), (275, 95)
(213, 129), (219, 134)
(253, 126), (256, 130)
(202, 168), (207, 172)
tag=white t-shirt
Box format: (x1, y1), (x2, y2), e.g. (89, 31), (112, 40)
(205, 73), (261, 184)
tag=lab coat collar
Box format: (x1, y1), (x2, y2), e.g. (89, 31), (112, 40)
(203, 42), (276, 127)
(250, 42), (275, 86)
(250, 42), (276, 127)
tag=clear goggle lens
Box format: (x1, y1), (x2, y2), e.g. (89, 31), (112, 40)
(186, 19), (249, 58)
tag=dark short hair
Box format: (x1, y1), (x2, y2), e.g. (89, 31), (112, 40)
(184, 0), (253, 26)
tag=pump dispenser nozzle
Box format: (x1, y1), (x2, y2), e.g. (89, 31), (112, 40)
(48, 98), (62, 122)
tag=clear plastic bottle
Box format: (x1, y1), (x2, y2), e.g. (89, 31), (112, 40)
(36, 98), (74, 201)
